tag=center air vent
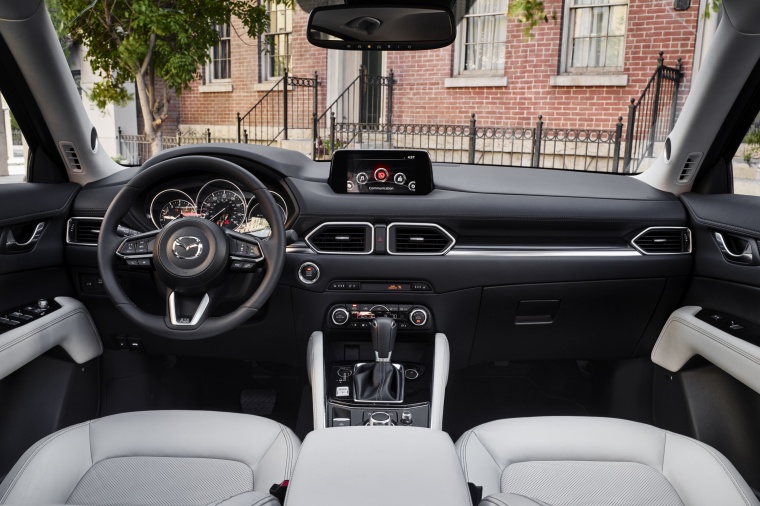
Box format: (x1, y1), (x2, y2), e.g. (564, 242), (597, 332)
(306, 222), (374, 254)
(67, 218), (103, 246)
(388, 223), (455, 255)
(631, 227), (691, 255)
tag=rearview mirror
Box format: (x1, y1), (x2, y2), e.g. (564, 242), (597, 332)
(307, 5), (456, 51)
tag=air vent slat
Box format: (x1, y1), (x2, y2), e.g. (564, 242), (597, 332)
(389, 224), (455, 255)
(632, 228), (690, 255)
(306, 223), (373, 254)
(67, 218), (103, 246)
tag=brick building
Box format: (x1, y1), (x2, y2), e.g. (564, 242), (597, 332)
(173, 0), (718, 167)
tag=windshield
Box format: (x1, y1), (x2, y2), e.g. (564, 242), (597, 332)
(33, 0), (718, 175)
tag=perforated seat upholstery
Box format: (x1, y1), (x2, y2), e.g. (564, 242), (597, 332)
(0, 411), (300, 506)
(456, 416), (759, 506)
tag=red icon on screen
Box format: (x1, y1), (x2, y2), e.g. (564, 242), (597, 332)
(374, 168), (389, 181)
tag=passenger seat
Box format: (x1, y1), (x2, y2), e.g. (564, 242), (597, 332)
(456, 416), (758, 506)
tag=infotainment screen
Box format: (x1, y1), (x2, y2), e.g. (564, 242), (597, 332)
(328, 150), (434, 195)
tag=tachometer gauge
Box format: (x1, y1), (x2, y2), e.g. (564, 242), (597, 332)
(200, 190), (246, 229)
(238, 192), (288, 237)
(159, 199), (197, 227)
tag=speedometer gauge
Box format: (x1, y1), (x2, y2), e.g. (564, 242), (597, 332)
(159, 199), (197, 227)
(200, 190), (246, 229)
(238, 191), (288, 237)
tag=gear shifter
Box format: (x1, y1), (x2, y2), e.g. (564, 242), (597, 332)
(353, 317), (404, 402)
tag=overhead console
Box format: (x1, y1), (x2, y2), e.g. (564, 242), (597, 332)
(328, 149), (434, 195)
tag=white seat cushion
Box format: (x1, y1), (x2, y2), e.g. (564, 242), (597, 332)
(0, 410), (300, 505)
(456, 416), (759, 506)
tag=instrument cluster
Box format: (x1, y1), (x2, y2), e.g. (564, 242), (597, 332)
(147, 179), (289, 238)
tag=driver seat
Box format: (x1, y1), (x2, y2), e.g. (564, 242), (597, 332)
(0, 410), (299, 505)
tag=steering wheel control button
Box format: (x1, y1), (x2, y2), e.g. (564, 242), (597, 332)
(331, 307), (350, 326)
(409, 308), (428, 326)
(298, 262), (320, 284)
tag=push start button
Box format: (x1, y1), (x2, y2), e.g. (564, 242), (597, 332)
(298, 262), (320, 285)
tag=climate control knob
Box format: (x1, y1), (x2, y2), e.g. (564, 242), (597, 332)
(409, 308), (428, 327)
(331, 307), (350, 326)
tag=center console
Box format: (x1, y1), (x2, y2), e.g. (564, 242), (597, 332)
(307, 301), (449, 430)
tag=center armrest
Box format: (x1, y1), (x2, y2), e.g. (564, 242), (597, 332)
(284, 427), (471, 506)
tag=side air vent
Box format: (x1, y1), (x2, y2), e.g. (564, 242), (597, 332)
(67, 218), (103, 246)
(59, 142), (83, 173)
(677, 152), (703, 184)
(631, 227), (691, 255)
(306, 222), (374, 254)
(388, 223), (455, 255)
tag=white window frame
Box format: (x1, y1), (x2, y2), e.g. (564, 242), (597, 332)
(453, 0), (508, 77)
(261, 1), (292, 82)
(560, 0), (628, 75)
(207, 22), (231, 83)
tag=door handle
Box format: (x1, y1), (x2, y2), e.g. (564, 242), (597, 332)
(714, 232), (754, 265)
(5, 222), (45, 251)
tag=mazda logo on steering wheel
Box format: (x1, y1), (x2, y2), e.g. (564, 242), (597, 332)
(172, 236), (204, 259)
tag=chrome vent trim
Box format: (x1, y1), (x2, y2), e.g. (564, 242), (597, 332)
(59, 142), (83, 173)
(66, 217), (104, 246)
(387, 223), (455, 256)
(631, 227), (691, 255)
(305, 222), (374, 255)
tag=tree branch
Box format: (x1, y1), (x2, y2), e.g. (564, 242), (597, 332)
(139, 33), (156, 76)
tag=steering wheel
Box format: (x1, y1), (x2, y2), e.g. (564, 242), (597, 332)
(97, 155), (286, 340)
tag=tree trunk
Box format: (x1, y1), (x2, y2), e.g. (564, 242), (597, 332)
(134, 72), (162, 158)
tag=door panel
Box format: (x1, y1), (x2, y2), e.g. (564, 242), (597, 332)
(659, 192), (760, 493)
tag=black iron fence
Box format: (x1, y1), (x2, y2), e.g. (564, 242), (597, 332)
(317, 114), (625, 172)
(314, 67), (395, 157)
(623, 52), (684, 172)
(236, 69), (319, 146)
(116, 128), (237, 165)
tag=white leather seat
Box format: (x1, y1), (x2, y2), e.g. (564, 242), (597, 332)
(456, 416), (759, 506)
(0, 410), (300, 505)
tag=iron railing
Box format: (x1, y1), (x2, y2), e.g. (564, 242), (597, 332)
(320, 115), (625, 172)
(623, 52), (684, 173)
(117, 128), (237, 165)
(10, 129), (22, 146)
(236, 69), (319, 146)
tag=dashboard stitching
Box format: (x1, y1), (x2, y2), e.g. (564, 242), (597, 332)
(299, 213), (680, 223)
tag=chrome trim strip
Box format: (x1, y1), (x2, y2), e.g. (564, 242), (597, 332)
(66, 217), (104, 247)
(447, 247), (641, 258)
(304, 222), (375, 255)
(387, 223), (456, 256)
(168, 292), (210, 326)
(630, 226), (692, 255)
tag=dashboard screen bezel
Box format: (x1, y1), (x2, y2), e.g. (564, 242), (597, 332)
(328, 149), (434, 195)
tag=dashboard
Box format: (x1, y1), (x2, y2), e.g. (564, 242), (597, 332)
(67, 144), (692, 369)
(144, 177), (291, 238)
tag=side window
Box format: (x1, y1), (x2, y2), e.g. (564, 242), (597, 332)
(561, 0), (628, 74)
(734, 119), (760, 196)
(0, 93), (28, 184)
(454, 0), (508, 76)
(262, 1), (292, 81)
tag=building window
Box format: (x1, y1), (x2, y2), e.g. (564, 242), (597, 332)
(564, 0), (628, 72)
(208, 22), (231, 81)
(263, 1), (292, 80)
(455, 0), (507, 75)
